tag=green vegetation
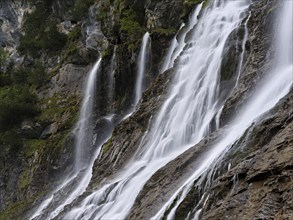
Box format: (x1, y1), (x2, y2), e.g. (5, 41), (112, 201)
(24, 139), (46, 158)
(0, 47), (8, 66)
(151, 28), (177, 37)
(18, 1), (67, 58)
(96, 0), (111, 21)
(0, 86), (38, 131)
(61, 25), (82, 62)
(37, 93), (80, 133)
(102, 137), (113, 154)
(119, 8), (144, 41)
(184, 0), (203, 6)
(72, 0), (95, 21)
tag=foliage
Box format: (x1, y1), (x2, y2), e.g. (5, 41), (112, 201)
(184, 0), (203, 7)
(0, 86), (38, 131)
(72, 0), (95, 21)
(27, 62), (47, 87)
(0, 47), (8, 66)
(119, 8), (144, 40)
(151, 28), (177, 37)
(1, 62), (47, 87)
(0, 72), (12, 87)
(18, 2), (67, 58)
(96, 0), (111, 21)
(102, 137), (113, 154)
(0, 129), (23, 154)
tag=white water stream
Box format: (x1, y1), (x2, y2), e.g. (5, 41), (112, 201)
(134, 32), (151, 106)
(64, 1), (251, 219)
(161, 3), (202, 73)
(30, 58), (105, 220)
(75, 58), (102, 171)
(153, 0), (293, 219)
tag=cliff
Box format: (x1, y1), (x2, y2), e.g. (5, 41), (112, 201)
(0, 0), (292, 219)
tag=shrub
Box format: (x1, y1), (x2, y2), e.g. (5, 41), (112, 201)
(0, 47), (8, 66)
(72, 0), (95, 21)
(27, 62), (47, 87)
(18, 2), (67, 58)
(0, 86), (38, 131)
(120, 8), (144, 40)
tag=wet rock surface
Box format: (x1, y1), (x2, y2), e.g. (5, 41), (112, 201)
(0, 0), (292, 219)
(201, 90), (293, 220)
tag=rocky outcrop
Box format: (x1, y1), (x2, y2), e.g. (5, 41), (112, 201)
(201, 89), (293, 220)
(1, 0), (291, 219)
(0, 0), (28, 50)
(220, 0), (277, 124)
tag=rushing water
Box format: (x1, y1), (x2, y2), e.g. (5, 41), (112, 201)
(75, 58), (102, 171)
(63, 1), (251, 219)
(153, 0), (293, 219)
(161, 3), (202, 73)
(30, 58), (105, 220)
(108, 47), (116, 112)
(134, 32), (151, 106)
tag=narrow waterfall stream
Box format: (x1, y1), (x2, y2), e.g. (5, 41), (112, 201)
(63, 1), (251, 219)
(134, 32), (151, 106)
(30, 58), (107, 220)
(75, 58), (102, 171)
(108, 47), (116, 113)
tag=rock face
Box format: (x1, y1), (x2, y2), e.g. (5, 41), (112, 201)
(201, 91), (293, 220)
(0, 0), (27, 50)
(0, 0), (292, 219)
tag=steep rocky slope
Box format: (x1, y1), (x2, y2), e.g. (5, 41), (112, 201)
(0, 0), (292, 219)
(0, 0), (201, 218)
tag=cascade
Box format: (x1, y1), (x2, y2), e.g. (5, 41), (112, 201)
(75, 58), (102, 171)
(134, 32), (151, 106)
(153, 0), (293, 219)
(235, 12), (251, 85)
(108, 47), (116, 112)
(160, 23), (184, 73)
(63, 1), (251, 219)
(30, 58), (106, 220)
(161, 3), (202, 73)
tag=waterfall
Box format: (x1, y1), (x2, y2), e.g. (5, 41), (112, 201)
(30, 58), (103, 220)
(161, 3), (202, 73)
(160, 23), (184, 73)
(108, 47), (116, 112)
(153, 1), (293, 219)
(74, 58), (102, 171)
(63, 1), (251, 219)
(235, 12), (251, 85)
(134, 32), (151, 106)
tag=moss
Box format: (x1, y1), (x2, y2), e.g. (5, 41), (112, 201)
(18, 169), (30, 190)
(61, 42), (79, 62)
(97, 0), (111, 21)
(102, 137), (113, 154)
(23, 139), (46, 158)
(0, 85), (38, 131)
(0, 46), (8, 66)
(119, 8), (144, 41)
(151, 28), (177, 37)
(184, 0), (203, 7)
(68, 25), (82, 42)
(37, 94), (80, 135)
(0, 196), (36, 220)
(72, 0), (95, 21)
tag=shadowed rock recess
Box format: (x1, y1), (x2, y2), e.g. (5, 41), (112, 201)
(0, 0), (292, 219)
